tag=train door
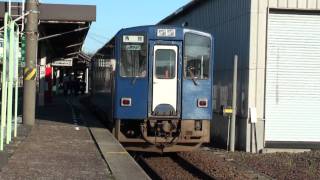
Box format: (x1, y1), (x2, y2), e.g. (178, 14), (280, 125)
(152, 45), (178, 114)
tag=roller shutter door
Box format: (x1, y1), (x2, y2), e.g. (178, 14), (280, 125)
(265, 12), (320, 143)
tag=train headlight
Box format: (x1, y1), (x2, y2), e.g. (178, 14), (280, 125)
(121, 97), (132, 107)
(197, 99), (208, 108)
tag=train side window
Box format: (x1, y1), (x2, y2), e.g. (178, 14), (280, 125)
(120, 36), (147, 77)
(184, 33), (211, 79)
(155, 49), (176, 79)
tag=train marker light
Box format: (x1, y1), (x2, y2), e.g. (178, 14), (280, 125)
(121, 98), (132, 107)
(197, 99), (208, 108)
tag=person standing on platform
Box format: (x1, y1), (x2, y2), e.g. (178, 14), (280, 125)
(62, 73), (69, 96)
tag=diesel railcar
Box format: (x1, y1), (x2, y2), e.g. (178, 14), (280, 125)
(91, 25), (213, 152)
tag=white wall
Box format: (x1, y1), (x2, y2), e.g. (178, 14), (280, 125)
(248, 0), (320, 152)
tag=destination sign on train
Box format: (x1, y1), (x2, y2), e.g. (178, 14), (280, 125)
(157, 29), (176, 37)
(125, 45), (141, 51)
(123, 35), (144, 43)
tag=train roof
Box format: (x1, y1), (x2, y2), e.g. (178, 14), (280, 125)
(92, 25), (211, 60)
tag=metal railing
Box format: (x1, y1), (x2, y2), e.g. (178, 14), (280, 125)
(0, 13), (21, 151)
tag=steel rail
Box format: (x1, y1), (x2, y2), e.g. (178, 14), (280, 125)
(135, 155), (162, 180)
(169, 153), (216, 180)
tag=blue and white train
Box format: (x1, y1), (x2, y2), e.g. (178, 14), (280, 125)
(91, 25), (213, 152)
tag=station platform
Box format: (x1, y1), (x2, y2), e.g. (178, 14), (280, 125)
(0, 96), (149, 180)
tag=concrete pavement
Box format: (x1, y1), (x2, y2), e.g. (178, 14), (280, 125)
(0, 96), (112, 179)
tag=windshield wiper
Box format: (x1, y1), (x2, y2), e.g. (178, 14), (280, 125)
(132, 76), (138, 85)
(188, 67), (198, 86)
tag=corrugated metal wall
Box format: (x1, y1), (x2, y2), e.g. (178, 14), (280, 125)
(161, 0), (252, 150)
(249, 0), (320, 151)
(160, 0), (320, 151)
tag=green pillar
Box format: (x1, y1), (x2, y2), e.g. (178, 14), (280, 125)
(1, 13), (9, 150)
(6, 21), (15, 144)
(14, 26), (20, 138)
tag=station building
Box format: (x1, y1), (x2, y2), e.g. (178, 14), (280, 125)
(160, 0), (320, 152)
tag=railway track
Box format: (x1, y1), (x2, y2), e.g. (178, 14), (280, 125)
(170, 154), (215, 179)
(136, 153), (215, 180)
(136, 155), (162, 180)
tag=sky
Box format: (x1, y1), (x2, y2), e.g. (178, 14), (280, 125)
(40, 0), (191, 54)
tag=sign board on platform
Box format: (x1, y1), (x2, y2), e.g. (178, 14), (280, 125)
(52, 58), (73, 67)
(20, 34), (26, 67)
(223, 106), (233, 117)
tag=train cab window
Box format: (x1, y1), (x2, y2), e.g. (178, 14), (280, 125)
(120, 35), (147, 77)
(184, 33), (211, 79)
(155, 49), (176, 79)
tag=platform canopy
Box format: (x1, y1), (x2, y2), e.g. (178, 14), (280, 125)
(0, 2), (96, 64)
(92, 37), (115, 60)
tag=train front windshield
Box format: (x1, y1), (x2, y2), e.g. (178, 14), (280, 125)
(184, 33), (211, 79)
(120, 35), (147, 77)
